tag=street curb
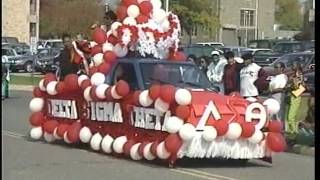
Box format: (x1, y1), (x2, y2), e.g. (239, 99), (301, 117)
(10, 84), (34, 92)
(290, 144), (314, 156)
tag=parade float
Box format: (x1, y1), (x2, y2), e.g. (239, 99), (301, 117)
(28, 0), (286, 167)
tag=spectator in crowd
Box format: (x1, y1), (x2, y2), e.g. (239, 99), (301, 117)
(239, 53), (269, 98)
(57, 33), (80, 80)
(298, 88), (314, 133)
(222, 51), (243, 95)
(2, 56), (10, 100)
(268, 62), (288, 123)
(187, 55), (197, 64)
(206, 54), (227, 94)
(198, 56), (209, 74)
(286, 61), (305, 134)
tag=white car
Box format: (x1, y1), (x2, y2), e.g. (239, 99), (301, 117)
(38, 39), (64, 50)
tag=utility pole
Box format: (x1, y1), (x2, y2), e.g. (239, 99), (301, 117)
(245, 10), (248, 47)
(166, 0), (169, 12)
(255, 0), (259, 39)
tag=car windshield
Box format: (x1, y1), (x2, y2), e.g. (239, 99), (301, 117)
(254, 50), (272, 55)
(140, 62), (214, 90)
(272, 43), (302, 53)
(270, 53), (313, 67)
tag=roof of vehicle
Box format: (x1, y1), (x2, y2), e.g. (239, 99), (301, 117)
(243, 48), (272, 51)
(196, 42), (224, 45)
(222, 46), (248, 49)
(39, 39), (62, 42)
(117, 57), (194, 65)
(280, 51), (314, 56)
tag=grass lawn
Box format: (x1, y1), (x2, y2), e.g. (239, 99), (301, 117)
(10, 75), (42, 86)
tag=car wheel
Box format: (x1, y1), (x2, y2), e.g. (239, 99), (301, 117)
(24, 62), (34, 73)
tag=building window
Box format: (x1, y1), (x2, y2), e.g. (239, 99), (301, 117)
(240, 9), (255, 27)
(30, 23), (36, 37)
(30, 0), (37, 15)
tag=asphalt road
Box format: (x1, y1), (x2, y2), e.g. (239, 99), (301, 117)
(2, 91), (315, 180)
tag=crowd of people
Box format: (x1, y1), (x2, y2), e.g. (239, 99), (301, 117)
(187, 51), (314, 136)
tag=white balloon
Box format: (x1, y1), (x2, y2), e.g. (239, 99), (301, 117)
(111, 22), (122, 37)
(246, 97), (257, 102)
(111, 86), (122, 99)
(179, 123), (196, 141)
(83, 86), (92, 102)
(44, 132), (55, 142)
(154, 98), (169, 113)
(156, 142), (170, 159)
(46, 81), (58, 95)
(96, 84), (109, 99)
(248, 129), (264, 144)
(78, 74), (89, 86)
(102, 42), (114, 52)
(225, 122), (242, 140)
(130, 143), (143, 160)
(161, 19), (170, 32)
(202, 126), (217, 142)
(138, 0), (148, 3)
(113, 136), (127, 153)
(91, 72), (106, 86)
(93, 53), (104, 66)
(90, 133), (103, 151)
(152, 8), (167, 23)
(123, 17), (137, 26)
(175, 89), (192, 105)
(101, 135), (114, 153)
(127, 5), (140, 18)
(139, 90), (154, 107)
(79, 126), (92, 143)
(53, 127), (62, 140)
(263, 98), (280, 115)
(143, 142), (156, 160)
(39, 79), (46, 91)
(29, 98), (44, 112)
(165, 116), (184, 133)
(150, 0), (162, 9)
(30, 126), (43, 140)
(114, 44), (128, 58)
(63, 132), (72, 144)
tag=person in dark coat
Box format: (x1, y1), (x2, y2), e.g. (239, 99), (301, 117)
(222, 51), (243, 95)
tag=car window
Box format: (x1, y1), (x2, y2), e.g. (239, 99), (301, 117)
(37, 49), (49, 58)
(212, 44), (223, 50)
(287, 54), (313, 67)
(255, 50), (271, 55)
(2, 49), (15, 56)
(203, 47), (214, 56)
(112, 63), (138, 90)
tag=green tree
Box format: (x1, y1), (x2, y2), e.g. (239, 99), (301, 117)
(170, 0), (220, 44)
(275, 0), (303, 30)
(40, 0), (104, 39)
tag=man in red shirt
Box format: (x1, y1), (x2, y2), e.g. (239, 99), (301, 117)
(222, 51), (243, 95)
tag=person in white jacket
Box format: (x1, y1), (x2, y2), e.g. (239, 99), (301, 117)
(206, 56), (227, 94)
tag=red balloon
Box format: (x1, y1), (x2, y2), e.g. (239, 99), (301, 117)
(171, 51), (186, 61)
(98, 62), (112, 74)
(266, 132), (287, 152)
(67, 122), (82, 143)
(138, 142), (149, 157)
(123, 140), (136, 156)
(43, 73), (57, 87)
(132, 90), (142, 106)
(105, 87), (113, 101)
(150, 141), (160, 157)
(56, 81), (66, 94)
(107, 35), (119, 45)
(29, 112), (44, 126)
(116, 5), (128, 21)
(43, 120), (59, 134)
(90, 86), (100, 101)
(136, 14), (149, 24)
(175, 105), (190, 120)
(268, 120), (283, 133)
(89, 67), (98, 76)
(149, 84), (161, 100)
(116, 80), (130, 97)
(92, 27), (107, 44)
(160, 85), (176, 103)
(91, 45), (103, 56)
(240, 122), (255, 138)
(103, 51), (117, 64)
(57, 124), (69, 137)
(139, 1), (153, 16)
(214, 120), (229, 136)
(64, 74), (79, 92)
(80, 79), (91, 90)
(164, 133), (183, 154)
(33, 87), (43, 97)
(122, 0), (138, 7)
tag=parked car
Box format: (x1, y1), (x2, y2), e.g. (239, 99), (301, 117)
(182, 44), (222, 60)
(195, 42), (224, 50)
(2, 36), (19, 44)
(221, 46), (250, 57)
(2, 43), (31, 56)
(35, 48), (61, 74)
(38, 39), (64, 50)
(241, 48), (273, 56)
(1, 46), (35, 72)
(248, 39), (287, 49)
(263, 52), (314, 76)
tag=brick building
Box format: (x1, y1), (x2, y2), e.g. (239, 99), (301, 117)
(179, 0), (276, 46)
(2, 0), (40, 44)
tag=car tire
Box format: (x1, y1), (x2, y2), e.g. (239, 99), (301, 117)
(24, 62), (34, 73)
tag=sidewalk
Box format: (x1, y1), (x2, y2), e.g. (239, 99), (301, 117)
(288, 144), (315, 156)
(10, 84), (34, 92)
